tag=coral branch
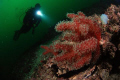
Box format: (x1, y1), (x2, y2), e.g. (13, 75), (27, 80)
(73, 37), (97, 56)
(73, 52), (92, 69)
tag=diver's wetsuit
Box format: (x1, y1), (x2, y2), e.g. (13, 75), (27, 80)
(20, 7), (41, 34)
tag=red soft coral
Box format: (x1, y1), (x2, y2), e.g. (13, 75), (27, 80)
(41, 11), (101, 70)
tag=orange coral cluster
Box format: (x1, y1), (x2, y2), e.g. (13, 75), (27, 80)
(41, 12), (101, 70)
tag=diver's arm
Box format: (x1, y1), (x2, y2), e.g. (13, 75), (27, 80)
(32, 19), (41, 34)
(32, 20), (40, 34)
(34, 19), (41, 28)
(35, 21), (40, 27)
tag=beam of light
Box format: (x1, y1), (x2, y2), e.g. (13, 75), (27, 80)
(36, 10), (43, 16)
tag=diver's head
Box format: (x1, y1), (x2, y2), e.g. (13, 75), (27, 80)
(35, 3), (41, 10)
(35, 3), (43, 16)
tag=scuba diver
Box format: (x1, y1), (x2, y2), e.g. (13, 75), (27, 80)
(13, 3), (42, 41)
